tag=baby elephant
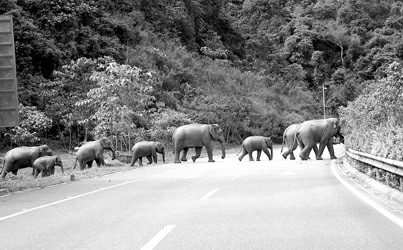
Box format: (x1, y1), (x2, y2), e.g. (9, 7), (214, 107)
(33, 155), (64, 178)
(238, 136), (273, 161)
(130, 141), (165, 167)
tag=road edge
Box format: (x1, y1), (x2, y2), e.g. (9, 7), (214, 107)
(334, 155), (403, 205)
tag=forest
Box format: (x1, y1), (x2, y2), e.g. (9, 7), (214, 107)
(0, 0), (402, 160)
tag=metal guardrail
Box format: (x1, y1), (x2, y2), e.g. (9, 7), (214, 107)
(346, 148), (403, 192)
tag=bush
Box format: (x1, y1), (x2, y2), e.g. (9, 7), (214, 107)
(339, 62), (403, 160)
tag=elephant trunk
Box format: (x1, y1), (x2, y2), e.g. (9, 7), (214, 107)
(59, 162), (64, 174)
(162, 150), (166, 163)
(106, 147), (116, 160)
(219, 136), (226, 159)
(269, 145), (273, 160)
(111, 150), (116, 160)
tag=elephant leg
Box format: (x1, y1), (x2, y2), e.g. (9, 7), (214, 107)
(248, 150), (254, 161)
(289, 151), (296, 160)
(87, 160), (93, 169)
(152, 152), (158, 164)
(12, 169), (18, 175)
(206, 144), (215, 162)
(299, 141), (314, 161)
(283, 142), (297, 160)
(262, 148), (271, 160)
(256, 150), (262, 161)
(41, 171), (46, 178)
(181, 148), (189, 162)
(326, 140), (337, 159)
(317, 141), (328, 160)
(139, 157), (143, 167)
(94, 159), (100, 167)
(146, 156), (153, 164)
(238, 148), (248, 161)
(33, 169), (39, 178)
(312, 144), (319, 159)
(174, 145), (182, 163)
(191, 147), (202, 162)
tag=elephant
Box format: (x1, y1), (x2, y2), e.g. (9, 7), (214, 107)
(281, 123), (318, 160)
(1, 145), (53, 178)
(130, 141), (165, 167)
(238, 136), (273, 161)
(33, 155), (64, 178)
(173, 123), (226, 163)
(296, 118), (343, 160)
(73, 137), (116, 170)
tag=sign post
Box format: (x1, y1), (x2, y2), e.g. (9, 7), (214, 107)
(0, 15), (19, 127)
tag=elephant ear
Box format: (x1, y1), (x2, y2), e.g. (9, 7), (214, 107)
(101, 137), (109, 147)
(209, 124), (222, 140)
(265, 137), (272, 147)
(155, 142), (164, 152)
(39, 145), (52, 156)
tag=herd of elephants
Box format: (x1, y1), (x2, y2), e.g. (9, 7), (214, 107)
(0, 118), (344, 179)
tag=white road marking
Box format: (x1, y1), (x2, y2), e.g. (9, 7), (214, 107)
(140, 225), (176, 250)
(200, 189), (218, 200)
(231, 175), (241, 180)
(331, 163), (403, 229)
(0, 172), (170, 222)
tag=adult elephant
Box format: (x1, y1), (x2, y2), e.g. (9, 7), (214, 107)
(281, 123), (318, 160)
(130, 141), (165, 167)
(173, 124), (226, 163)
(33, 155), (64, 178)
(238, 136), (273, 161)
(74, 137), (116, 170)
(297, 118), (342, 160)
(1, 145), (53, 178)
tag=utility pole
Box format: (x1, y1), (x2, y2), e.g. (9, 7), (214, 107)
(322, 84), (327, 119)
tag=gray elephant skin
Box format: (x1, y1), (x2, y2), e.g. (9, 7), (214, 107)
(173, 124), (226, 163)
(33, 155), (64, 178)
(1, 145), (53, 178)
(74, 137), (116, 170)
(296, 118), (343, 160)
(130, 141), (165, 167)
(238, 136), (273, 161)
(281, 123), (319, 160)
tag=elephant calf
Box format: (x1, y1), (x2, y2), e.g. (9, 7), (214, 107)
(130, 141), (165, 167)
(33, 155), (64, 178)
(238, 136), (273, 161)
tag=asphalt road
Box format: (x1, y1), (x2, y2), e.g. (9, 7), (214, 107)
(1, 145), (403, 250)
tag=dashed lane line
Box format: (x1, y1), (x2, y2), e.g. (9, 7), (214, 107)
(140, 225), (176, 250)
(231, 175), (241, 180)
(200, 189), (219, 200)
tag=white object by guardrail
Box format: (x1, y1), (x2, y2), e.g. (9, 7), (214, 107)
(346, 148), (403, 192)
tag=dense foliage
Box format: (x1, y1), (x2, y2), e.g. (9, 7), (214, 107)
(339, 62), (403, 160)
(1, 0), (403, 153)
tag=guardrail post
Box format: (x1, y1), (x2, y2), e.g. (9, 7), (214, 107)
(367, 165), (373, 177)
(375, 168), (380, 181)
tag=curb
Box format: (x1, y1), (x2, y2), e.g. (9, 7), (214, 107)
(337, 156), (403, 204)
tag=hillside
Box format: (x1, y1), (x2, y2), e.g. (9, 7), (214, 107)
(1, 0), (402, 150)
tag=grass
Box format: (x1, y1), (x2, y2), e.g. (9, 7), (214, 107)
(0, 144), (241, 195)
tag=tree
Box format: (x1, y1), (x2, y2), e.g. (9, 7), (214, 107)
(77, 57), (155, 139)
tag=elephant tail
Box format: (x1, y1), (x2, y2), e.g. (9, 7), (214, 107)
(280, 134), (286, 153)
(235, 147), (243, 156)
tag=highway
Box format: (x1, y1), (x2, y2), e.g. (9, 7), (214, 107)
(1, 145), (403, 249)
